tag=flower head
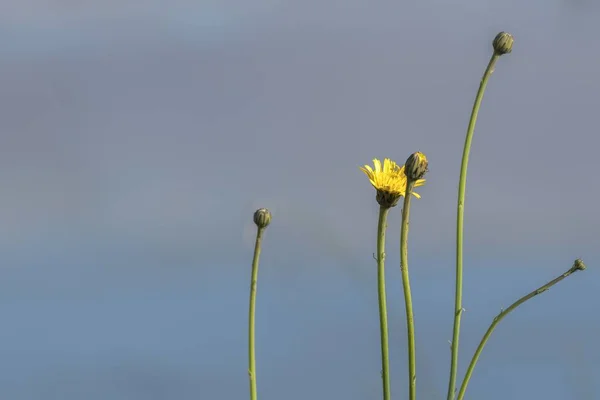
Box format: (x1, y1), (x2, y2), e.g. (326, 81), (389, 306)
(360, 158), (426, 208)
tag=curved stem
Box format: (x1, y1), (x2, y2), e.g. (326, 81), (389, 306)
(456, 260), (586, 400)
(446, 53), (499, 400)
(376, 206), (392, 400)
(248, 227), (265, 400)
(400, 180), (417, 400)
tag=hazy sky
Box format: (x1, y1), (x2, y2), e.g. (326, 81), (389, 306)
(0, 1), (598, 399)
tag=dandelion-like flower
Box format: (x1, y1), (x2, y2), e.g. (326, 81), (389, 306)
(360, 158), (425, 208)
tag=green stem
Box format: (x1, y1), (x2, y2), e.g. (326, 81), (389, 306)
(446, 53), (500, 400)
(248, 227), (265, 400)
(400, 180), (417, 400)
(456, 260), (586, 400)
(376, 206), (392, 400)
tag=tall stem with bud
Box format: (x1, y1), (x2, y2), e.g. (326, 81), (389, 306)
(248, 208), (271, 400)
(446, 32), (513, 400)
(399, 180), (417, 400)
(400, 152), (428, 400)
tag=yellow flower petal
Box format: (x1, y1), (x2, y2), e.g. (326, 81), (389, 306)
(373, 158), (382, 172)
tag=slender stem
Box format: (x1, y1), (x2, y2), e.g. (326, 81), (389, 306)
(400, 180), (417, 400)
(376, 206), (392, 400)
(248, 227), (265, 400)
(456, 260), (586, 400)
(446, 53), (500, 400)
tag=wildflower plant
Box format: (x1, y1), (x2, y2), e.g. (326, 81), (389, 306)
(244, 31), (587, 400)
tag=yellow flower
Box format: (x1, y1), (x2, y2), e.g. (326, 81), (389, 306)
(360, 158), (425, 207)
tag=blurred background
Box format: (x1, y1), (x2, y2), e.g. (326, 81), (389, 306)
(1, 0), (599, 399)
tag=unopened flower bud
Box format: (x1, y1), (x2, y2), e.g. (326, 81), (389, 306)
(404, 152), (429, 181)
(572, 258), (586, 272)
(253, 208), (272, 229)
(492, 32), (514, 55)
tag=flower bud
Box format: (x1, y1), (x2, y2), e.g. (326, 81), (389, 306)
(492, 32), (514, 55)
(253, 208), (272, 229)
(404, 152), (429, 181)
(572, 258), (586, 271)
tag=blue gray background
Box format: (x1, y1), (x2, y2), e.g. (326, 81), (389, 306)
(1, 0), (599, 399)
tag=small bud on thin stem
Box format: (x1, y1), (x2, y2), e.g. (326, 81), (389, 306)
(456, 259), (587, 400)
(447, 32), (512, 400)
(253, 208), (272, 229)
(248, 208), (271, 400)
(492, 31), (514, 55)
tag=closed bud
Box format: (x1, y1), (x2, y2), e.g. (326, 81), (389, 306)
(572, 258), (586, 272)
(253, 208), (272, 229)
(493, 32), (514, 55)
(404, 152), (429, 181)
